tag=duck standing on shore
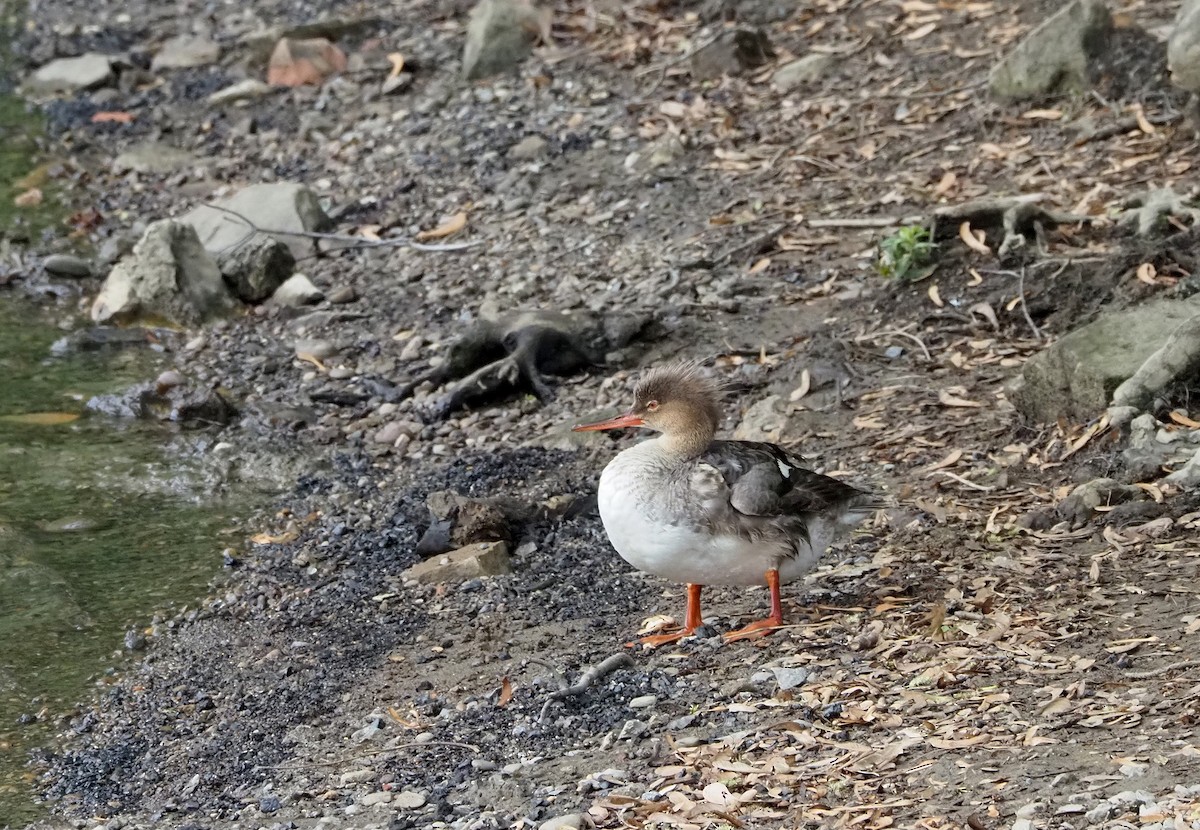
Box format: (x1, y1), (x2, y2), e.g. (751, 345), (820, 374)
(573, 362), (882, 646)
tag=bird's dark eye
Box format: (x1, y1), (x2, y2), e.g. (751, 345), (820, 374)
(646, 400), (660, 412)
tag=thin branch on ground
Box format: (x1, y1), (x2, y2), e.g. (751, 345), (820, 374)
(929, 470), (995, 492)
(1017, 265), (1044, 342)
(200, 203), (482, 256)
(1123, 659), (1200, 680)
(537, 653), (634, 722)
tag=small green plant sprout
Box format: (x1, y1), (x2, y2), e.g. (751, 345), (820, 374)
(877, 224), (936, 281)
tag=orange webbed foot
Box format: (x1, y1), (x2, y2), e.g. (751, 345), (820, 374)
(627, 627), (699, 650)
(722, 616), (783, 642)
(723, 569), (784, 642)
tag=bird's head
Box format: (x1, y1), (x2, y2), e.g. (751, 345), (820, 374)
(573, 361), (724, 437)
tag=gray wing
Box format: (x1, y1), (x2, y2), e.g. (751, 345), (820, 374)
(701, 440), (881, 523)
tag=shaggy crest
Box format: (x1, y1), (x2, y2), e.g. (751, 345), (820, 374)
(633, 360), (725, 428)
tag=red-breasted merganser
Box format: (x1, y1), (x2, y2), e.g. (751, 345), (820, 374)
(573, 362), (882, 646)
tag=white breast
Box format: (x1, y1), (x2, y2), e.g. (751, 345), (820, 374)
(595, 439), (820, 587)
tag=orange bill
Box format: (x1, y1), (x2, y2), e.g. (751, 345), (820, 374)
(571, 411), (645, 432)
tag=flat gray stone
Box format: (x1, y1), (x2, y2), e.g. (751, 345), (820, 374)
(26, 53), (115, 95)
(151, 35), (220, 71)
(989, 0), (1111, 100)
(510, 135), (548, 159)
(91, 220), (236, 326)
(401, 541), (512, 584)
(113, 142), (197, 175)
(772, 54), (833, 92)
(1011, 295), (1200, 423)
(181, 182), (331, 260)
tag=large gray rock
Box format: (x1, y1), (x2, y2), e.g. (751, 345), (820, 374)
(989, 0), (1111, 100)
(1109, 311), (1200, 421)
(217, 234), (296, 303)
(91, 220), (237, 326)
(25, 53), (115, 94)
(181, 183), (331, 260)
(1169, 0), (1200, 92)
(462, 0), (546, 80)
(1011, 296), (1200, 423)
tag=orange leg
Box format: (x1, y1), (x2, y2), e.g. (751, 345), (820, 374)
(632, 584), (704, 649)
(724, 569), (784, 642)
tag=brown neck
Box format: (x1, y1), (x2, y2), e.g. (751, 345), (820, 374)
(659, 421), (716, 460)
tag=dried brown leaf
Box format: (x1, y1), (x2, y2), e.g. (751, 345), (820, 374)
(928, 283), (943, 307)
(498, 676), (514, 707)
(415, 211), (468, 241)
(958, 221), (991, 255)
(937, 388), (982, 408)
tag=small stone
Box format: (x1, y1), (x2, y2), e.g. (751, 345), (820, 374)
(617, 718), (648, 741)
(208, 78), (274, 104)
(1120, 762), (1149, 778)
(295, 338), (337, 360)
(328, 285), (357, 304)
(1055, 804), (1085, 815)
(393, 790), (426, 809)
(273, 273), (325, 307)
(381, 71), (413, 95)
(510, 135), (548, 160)
(268, 37), (348, 86)
(339, 769), (375, 786)
(1011, 820), (1033, 830)
(539, 815), (584, 830)
(471, 759), (498, 771)
(123, 629), (147, 650)
(360, 790), (392, 806)
(1085, 803), (1115, 822)
(628, 695), (657, 710)
(884, 345), (904, 359)
(43, 254), (92, 278)
(351, 721), (382, 742)
(769, 667), (809, 690)
(375, 422), (405, 444)
(1015, 803), (1040, 819)
(155, 370), (184, 392)
(259, 795), (281, 813)
(399, 335), (424, 361)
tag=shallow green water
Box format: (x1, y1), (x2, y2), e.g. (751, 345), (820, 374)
(0, 300), (251, 827)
